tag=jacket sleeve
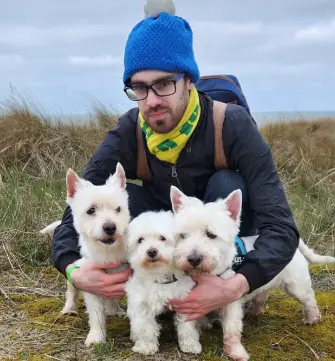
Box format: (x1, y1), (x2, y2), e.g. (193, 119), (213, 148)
(51, 110), (138, 276)
(222, 105), (300, 293)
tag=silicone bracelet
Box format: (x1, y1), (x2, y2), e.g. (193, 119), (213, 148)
(66, 264), (80, 285)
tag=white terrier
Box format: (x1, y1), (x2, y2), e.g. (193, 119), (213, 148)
(40, 163), (130, 347)
(170, 186), (335, 361)
(125, 210), (202, 355)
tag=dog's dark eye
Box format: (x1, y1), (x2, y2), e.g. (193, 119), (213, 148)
(179, 233), (187, 240)
(138, 237), (144, 244)
(159, 235), (166, 241)
(116, 206), (121, 213)
(206, 230), (217, 239)
(87, 207), (96, 215)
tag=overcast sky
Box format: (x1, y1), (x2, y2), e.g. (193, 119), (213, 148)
(1, 0), (335, 114)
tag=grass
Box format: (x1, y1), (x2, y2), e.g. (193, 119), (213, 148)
(0, 96), (334, 360)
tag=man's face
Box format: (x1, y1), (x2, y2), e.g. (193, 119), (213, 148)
(129, 70), (193, 133)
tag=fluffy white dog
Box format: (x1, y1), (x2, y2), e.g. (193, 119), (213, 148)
(125, 210), (202, 355)
(170, 186), (335, 361)
(40, 163), (130, 347)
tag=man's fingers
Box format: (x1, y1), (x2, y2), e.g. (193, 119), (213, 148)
(106, 282), (126, 293)
(170, 302), (197, 310)
(94, 262), (122, 269)
(168, 295), (196, 306)
(173, 308), (195, 314)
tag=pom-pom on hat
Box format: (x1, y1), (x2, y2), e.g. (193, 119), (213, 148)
(123, 0), (200, 85)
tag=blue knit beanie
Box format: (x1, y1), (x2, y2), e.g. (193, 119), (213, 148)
(123, 1), (199, 85)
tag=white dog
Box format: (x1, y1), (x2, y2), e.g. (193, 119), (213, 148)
(170, 186), (335, 361)
(40, 163), (130, 347)
(125, 210), (202, 355)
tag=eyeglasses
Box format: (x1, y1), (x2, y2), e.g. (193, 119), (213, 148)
(124, 73), (185, 101)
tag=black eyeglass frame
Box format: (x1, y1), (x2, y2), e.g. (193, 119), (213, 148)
(123, 73), (185, 101)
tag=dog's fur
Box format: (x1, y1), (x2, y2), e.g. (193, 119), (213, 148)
(125, 210), (202, 355)
(170, 186), (335, 361)
(40, 163), (130, 347)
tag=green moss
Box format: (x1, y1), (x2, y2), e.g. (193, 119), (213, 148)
(14, 345), (58, 361)
(199, 290), (335, 361)
(9, 293), (36, 303)
(16, 297), (63, 317)
(5, 270), (334, 361)
(106, 316), (130, 338)
(244, 290), (335, 361)
(310, 263), (335, 276)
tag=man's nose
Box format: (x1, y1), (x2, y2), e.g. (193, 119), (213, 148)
(145, 89), (162, 108)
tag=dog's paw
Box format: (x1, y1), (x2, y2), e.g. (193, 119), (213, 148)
(303, 308), (321, 325)
(224, 343), (249, 361)
(61, 305), (79, 316)
(179, 340), (202, 354)
(85, 330), (106, 347)
(303, 314), (321, 325)
(132, 340), (158, 355)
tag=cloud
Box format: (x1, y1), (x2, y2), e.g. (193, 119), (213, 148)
(201, 61), (320, 77)
(0, 0), (334, 113)
(192, 20), (264, 36)
(68, 55), (123, 66)
(295, 18), (335, 43)
(0, 24), (127, 47)
(0, 54), (24, 64)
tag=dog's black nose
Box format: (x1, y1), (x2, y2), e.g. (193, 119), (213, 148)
(147, 248), (158, 259)
(187, 253), (203, 267)
(103, 222), (117, 236)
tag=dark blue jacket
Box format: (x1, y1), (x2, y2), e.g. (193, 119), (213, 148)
(52, 92), (299, 292)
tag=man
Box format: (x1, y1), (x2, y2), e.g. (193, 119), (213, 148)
(52, 4), (299, 321)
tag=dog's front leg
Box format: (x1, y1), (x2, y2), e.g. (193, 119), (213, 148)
(129, 308), (161, 355)
(222, 300), (249, 361)
(175, 313), (202, 354)
(61, 281), (79, 316)
(83, 292), (106, 347)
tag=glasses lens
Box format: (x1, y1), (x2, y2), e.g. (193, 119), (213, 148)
(152, 81), (176, 96)
(125, 88), (139, 101)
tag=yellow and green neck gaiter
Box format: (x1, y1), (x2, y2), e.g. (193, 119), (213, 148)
(139, 87), (201, 164)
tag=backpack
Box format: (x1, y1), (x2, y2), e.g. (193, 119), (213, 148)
(136, 74), (251, 182)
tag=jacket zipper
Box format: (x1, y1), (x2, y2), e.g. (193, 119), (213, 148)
(171, 164), (183, 191)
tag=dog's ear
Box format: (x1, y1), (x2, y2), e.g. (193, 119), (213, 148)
(220, 189), (242, 222)
(66, 168), (81, 199)
(108, 162), (126, 189)
(170, 186), (187, 213)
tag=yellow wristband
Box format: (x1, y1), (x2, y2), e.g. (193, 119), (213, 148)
(66, 264), (80, 285)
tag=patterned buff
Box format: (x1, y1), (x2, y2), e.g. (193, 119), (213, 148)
(139, 87), (200, 164)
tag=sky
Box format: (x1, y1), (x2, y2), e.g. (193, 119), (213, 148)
(1, 0), (335, 115)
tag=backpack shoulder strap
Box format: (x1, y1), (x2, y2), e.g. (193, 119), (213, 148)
(136, 118), (153, 182)
(212, 101), (228, 169)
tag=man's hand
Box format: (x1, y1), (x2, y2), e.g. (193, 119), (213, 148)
(67, 262), (132, 299)
(167, 273), (249, 321)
